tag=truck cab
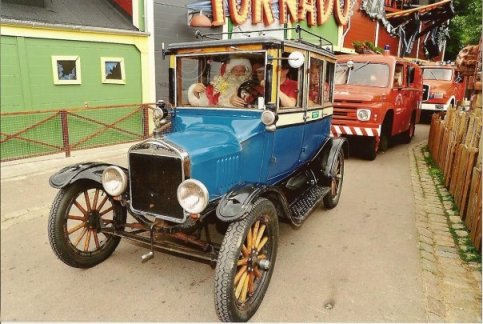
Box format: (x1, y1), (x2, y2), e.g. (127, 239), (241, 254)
(333, 54), (423, 160)
(421, 63), (466, 116)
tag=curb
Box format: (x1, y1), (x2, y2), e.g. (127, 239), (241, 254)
(410, 141), (482, 322)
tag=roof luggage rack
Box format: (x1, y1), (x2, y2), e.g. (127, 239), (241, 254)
(194, 24), (334, 54)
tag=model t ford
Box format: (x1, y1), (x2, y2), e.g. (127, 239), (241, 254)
(47, 28), (347, 322)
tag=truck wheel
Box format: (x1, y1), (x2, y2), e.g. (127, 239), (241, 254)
(323, 150), (344, 209)
(214, 198), (278, 322)
(364, 137), (377, 161)
(48, 181), (126, 268)
(402, 113), (416, 144)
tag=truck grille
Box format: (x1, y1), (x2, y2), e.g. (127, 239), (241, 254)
(129, 141), (185, 222)
(333, 103), (358, 123)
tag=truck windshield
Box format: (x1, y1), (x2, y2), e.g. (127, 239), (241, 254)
(176, 52), (266, 109)
(422, 68), (453, 81)
(335, 62), (389, 88)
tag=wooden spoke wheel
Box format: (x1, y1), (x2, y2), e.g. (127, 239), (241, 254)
(323, 150), (344, 209)
(48, 181), (126, 268)
(214, 198), (279, 322)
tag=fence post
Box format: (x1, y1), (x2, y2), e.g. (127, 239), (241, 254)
(142, 104), (149, 139)
(60, 110), (71, 157)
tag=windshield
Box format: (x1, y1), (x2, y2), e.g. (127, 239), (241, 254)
(177, 52), (266, 109)
(335, 62), (389, 88)
(422, 68), (453, 81)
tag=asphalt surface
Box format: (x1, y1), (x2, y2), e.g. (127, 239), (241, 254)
(1, 125), (430, 322)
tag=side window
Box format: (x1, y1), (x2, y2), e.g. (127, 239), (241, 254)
(279, 51), (302, 109)
(101, 57), (126, 84)
(393, 63), (404, 88)
(308, 58), (323, 107)
(52, 56), (81, 85)
(324, 61), (334, 104)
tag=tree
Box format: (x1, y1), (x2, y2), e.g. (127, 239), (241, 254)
(445, 0), (482, 60)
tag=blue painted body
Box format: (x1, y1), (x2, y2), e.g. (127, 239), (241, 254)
(164, 108), (331, 200)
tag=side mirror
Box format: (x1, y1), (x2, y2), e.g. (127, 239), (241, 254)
(288, 51), (305, 69)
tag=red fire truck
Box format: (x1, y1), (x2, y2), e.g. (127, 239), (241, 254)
(420, 63), (466, 117)
(333, 54), (423, 160)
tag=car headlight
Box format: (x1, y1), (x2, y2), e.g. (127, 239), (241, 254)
(261, 110), (277, 125)
(102, 166), (128, 196)
(153, 107), (164, 128)
(177, 179), (209, 214)
(432, 92), (444, 99)
(357, 109), (371, 121)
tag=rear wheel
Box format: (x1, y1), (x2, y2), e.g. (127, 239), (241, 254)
(48, 181), (126, 268)
(402, 113), (416, 144)
(214, 198), (278, 322)
(323, 150), (344, 209)
(364, 137), (377, 161)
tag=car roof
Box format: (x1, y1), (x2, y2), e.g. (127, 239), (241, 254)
(167, 37), (335, 59)
(336, 54), (419, 66)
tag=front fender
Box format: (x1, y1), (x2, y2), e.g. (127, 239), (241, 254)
(323, 137), (348, 176)
(49, 162), (128, 189)
(216, 183), (290, 222)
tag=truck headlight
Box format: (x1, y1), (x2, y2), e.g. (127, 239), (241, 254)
(153, 107), (165, 128)
(432, 92), (444, 99)
(357, 109), (371, 121)
(102, 166), (128, 196)
(177, 179), (209, 214)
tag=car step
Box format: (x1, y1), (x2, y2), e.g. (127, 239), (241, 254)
(289, 185), (331, 225)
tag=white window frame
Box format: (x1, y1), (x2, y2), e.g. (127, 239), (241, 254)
(101, 57), (126, 84)
(52, 55), (82, 85)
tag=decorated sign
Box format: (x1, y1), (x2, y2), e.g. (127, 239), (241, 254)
(211, 0), (351, 27)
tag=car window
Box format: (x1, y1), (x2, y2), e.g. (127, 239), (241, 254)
(393, 64), (404, 88)
(422, 68), (453, 81)
(335, 62), (389, 88)
(324, 61), (334, 104)
(279, 51), (302, 110)
(308, 58), (323, 107)
(177, 52), (266, 109)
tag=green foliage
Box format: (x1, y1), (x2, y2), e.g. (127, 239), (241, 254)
(352, 40), (383, 54)
(445, 0), (482, 60)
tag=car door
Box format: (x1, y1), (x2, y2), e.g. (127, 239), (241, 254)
(266, 48), (305, 181)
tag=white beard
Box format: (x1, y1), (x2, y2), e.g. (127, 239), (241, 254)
(214, 73), (250, 107)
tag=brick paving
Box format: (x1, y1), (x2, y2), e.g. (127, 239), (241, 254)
(410, 141), (482, 322)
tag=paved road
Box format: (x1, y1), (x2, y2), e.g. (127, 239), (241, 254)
(1, 125), (430, 321)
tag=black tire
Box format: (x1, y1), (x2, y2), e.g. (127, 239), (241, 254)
(364, 137), (377, 161)
(214, 198), (279, 322)
(323, 150), (344, 209)
(48, 181), (126, 268)
(402, 113), (416, 144)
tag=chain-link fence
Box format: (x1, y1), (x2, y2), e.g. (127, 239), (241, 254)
(1, 103), (171, 162)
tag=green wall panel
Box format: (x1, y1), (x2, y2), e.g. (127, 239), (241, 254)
(297, 16), (339, 47)
(0, 36), (143, 112)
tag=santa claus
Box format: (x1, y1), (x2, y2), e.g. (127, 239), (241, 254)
(187, 57), (253, 107)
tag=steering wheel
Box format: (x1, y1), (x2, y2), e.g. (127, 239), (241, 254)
(237, 80), (263, 106)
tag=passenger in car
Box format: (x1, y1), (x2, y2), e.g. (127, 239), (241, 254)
(187, 57), (252, 107)
(279, 57), (298, 108)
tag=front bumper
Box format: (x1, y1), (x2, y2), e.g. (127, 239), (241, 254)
(331, 124), (381, 138)
(421, 101), (452, 112)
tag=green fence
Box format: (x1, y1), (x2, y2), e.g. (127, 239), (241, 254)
(1, 104), (152, 161)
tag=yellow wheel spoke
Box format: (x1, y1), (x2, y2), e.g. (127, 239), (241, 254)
(73, 227), (88, 247)
(237, 258), (248, 266)
(252, 221), (260, 244)
(234, 266), (247, 285)
(92, 189), (100, 211)
(254, 267), (262, 278)
(97, 195), (108, 211)
(99, 206), (113, 216)
(246, 227), (253, 251)
(84, 191), (92, 212)
(257, 236), (268, 252)
(255, 224), (266, 248)
(93, 230), (100, 249)
(73, 200), (87, 216)
(84, 229), (92, 252)
(240, 274), (249, 303)
(258, 254), (266, 260)
(67, 215), (85, 221)
(248, 273), (255, 295)
(235, 272), (248, 299)
(67, 221), (86, 235)
(241, 244), (249, 257)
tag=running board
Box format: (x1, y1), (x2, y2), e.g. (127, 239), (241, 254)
(289, 185), (331, 225)
(102, 228), (219, 264)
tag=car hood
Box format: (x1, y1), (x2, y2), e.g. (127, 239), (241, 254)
(423, 80), (452, 93)
(334, 84), (388, 103)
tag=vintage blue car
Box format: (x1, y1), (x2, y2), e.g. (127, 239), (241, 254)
(48, 29), (347, 322)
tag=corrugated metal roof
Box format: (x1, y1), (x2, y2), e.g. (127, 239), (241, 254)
(0, 0), (137, 31)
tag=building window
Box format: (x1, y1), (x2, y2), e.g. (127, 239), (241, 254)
(52, 56), (81, 85)
(101, 57), (126, 84)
